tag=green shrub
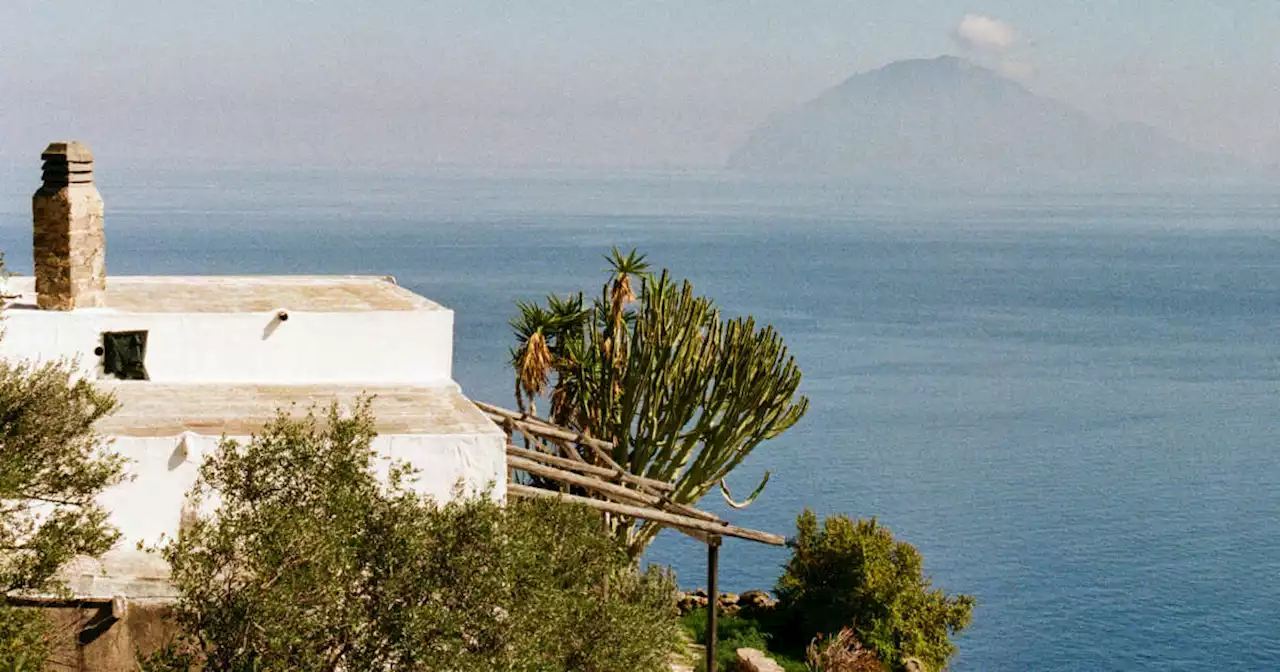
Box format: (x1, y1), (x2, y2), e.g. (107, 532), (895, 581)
(776, 511), (974, 671)
(0, 607), (51, 672)
(679, 611), (807, 672)
(0, 349), (123, 668)
(143, 400), (679, 671)
(0, 358), (123, 595)
(503, 498), (681, 671)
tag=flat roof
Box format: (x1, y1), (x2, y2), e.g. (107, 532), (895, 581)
(96, 383), (503, 437)
(3, 276), (444, 313)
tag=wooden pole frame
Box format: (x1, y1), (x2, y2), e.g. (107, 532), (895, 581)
(480, 399), (786, 672)
(507, 454), (722, 522)
(507, 484), (784, 546)
(707, 534), (722, 672)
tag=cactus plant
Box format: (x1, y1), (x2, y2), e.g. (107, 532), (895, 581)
(510, 249), (808, 555)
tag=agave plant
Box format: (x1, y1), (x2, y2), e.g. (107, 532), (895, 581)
(510, 248), (808, 555)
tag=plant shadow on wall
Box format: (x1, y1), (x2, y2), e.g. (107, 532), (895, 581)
(139, 400), (681, 672)
(509, 248), (809, 557)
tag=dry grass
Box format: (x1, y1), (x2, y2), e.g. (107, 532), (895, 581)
(805, 628), (887, 672)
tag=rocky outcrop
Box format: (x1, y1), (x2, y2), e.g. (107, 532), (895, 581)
(676, 588), (778, 618)
(735, 647), (785, 672)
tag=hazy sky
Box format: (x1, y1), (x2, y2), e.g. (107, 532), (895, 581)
(3, 1), (1279, 168)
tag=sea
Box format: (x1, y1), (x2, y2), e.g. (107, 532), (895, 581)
(2, 163), (1279, 671)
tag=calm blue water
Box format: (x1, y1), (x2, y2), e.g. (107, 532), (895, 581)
(3, 163), (1280, 670)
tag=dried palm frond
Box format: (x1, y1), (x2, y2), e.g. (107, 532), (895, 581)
(606, 247), (649, 330)
(516, 330), (553, 400)
(806, 628), (886, 672)
(610, 272), (634, 324)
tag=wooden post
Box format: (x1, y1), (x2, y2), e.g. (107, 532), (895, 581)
(707, 534), (722, 672)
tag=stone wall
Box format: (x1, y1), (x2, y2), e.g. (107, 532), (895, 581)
(676, 588), (777, 618)
(735, 648), (786, 672)
(32, 141), (106, 311)
(16, 600), (176, 672)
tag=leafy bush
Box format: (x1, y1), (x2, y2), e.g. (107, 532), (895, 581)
(679, 611), (807, 672)
(144, 400), (679, 671)
(777, 511), (974, 671)
(0, 352), (123, 668)
(502, 498), (680, 670)
(0, 359), (122, 595)
(0, 607), (51, 672)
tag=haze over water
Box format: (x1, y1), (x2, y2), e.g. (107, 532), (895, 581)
(2, 166), (1280, 670)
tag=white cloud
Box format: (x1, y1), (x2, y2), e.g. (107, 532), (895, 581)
(953, 14), (1018, 53)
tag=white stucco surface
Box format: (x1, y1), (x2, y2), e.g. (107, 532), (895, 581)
(0, 277), (454, 384)
(66, 386), (506, 599)
(102, 427), (506, 549)
(0, 274), (508, 598)
(96, 382), (500, 436)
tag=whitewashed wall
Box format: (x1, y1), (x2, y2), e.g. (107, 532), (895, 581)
(62, 431), (506, 598)
(2, 275), (509, 598)
(102, 432), (507, 549)
(0, 308), (454, 384)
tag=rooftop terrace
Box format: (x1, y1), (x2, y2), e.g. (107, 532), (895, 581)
(4, 276), (443, 313)
(95, 383), (502, 438)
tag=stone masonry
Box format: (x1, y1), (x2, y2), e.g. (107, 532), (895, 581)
(33, 141), (106, 310)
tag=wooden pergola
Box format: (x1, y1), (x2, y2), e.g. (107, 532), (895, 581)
(475, 401), (786, 672)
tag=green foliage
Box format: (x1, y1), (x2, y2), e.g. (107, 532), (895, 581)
(0, 359), (123, 595)
(510, 249), (809, 555)
(678, 611), (807, 672)
(0, 607), (52, 672)
(146, 400), (680, 671)
(776, 511), (974, 671)
(0, 348), (122, 670)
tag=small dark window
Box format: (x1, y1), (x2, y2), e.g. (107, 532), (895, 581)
(101, 331), (149, 381)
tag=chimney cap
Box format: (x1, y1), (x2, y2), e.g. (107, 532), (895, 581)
(41, 141), (93, 163)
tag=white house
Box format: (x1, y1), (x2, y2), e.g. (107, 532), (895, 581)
(4, 142), (506, 599)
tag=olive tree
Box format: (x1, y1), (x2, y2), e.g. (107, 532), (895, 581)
(0, 357), (124, 668)
(0, 359), (122, 594)
(511, 249), (809, 555)
(146, 400), (679, 672)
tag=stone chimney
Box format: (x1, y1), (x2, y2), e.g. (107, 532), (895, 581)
(33, 141), (106, 310)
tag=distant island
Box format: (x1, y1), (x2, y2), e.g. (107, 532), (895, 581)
(730, 56), (1241, 185)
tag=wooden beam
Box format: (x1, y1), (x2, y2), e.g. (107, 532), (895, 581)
(5, 595), (116, 609)
(477, 401), (619, 459)
(528, 434), (585, 463)
(481, 402), (674, 495)
(508, 455), (722, 523)
(507, 445), (720, 522)
(506, 445), (675, 493)
(707, 535), (722, 672)
(507, 483), (785, 546)
(675, 526), (710, 543)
